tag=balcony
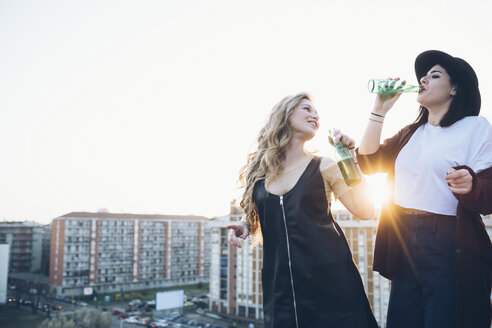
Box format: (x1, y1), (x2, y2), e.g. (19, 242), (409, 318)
(11, 261), (31, 268)
(11, 249), (32, 254)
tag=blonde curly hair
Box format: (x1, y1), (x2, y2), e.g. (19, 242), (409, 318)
(239, 92), (311, 244)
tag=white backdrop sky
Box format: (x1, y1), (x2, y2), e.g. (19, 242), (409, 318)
(1, 0), (491, 224)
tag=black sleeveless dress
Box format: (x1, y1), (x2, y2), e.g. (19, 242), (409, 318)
(254, 157), (378, 328)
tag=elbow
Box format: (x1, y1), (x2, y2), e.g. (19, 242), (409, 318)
(357, 213), (373, 220)
(354, 204), (375, 220)
(343, 187), (375, 220)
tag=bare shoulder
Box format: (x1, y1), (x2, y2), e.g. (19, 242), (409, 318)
(319, 156), (338, 171)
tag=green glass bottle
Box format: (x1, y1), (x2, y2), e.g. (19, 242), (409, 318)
(328, 129), (361, 187)
(368, 79), (422, 95)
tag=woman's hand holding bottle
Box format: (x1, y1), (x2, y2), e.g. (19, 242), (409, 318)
(372, 77), (404, 116)
(328, 129), (356, 150)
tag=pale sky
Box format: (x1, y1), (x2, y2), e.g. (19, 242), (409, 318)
(1, 0), (492, 224)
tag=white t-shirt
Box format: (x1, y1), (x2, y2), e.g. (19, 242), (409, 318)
(394, 116), (492, 215)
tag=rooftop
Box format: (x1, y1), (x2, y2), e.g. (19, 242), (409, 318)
(58, 212), (210, 221)
(0, 221), (42, 227)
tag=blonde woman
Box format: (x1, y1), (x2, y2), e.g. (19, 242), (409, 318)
(227, 93), (378, 328)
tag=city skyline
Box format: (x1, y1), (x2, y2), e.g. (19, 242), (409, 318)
(3, 208), (492, 326)
(2, 0), (492, 224)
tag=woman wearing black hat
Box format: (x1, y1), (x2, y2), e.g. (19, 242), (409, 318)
(356, 50), (492, 328)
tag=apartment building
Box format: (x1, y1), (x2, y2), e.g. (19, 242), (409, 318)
(0, 221), (43, 273)
(334, 210), (390, 327)
(209, 202), (264, 326)
(41, 224), (51, 276)
(0, 244), (9, 304)
(49, 212), (210, 296)
(209, 207), (390, 327)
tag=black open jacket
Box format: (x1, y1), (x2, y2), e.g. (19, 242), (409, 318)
(357, 124), (492, 328)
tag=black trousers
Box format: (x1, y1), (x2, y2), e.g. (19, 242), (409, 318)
(386, 211), (456, 328)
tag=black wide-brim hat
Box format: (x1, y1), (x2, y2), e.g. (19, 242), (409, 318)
(414, 50), (481, 113)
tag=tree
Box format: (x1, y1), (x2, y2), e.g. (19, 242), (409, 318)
(38, 316), (76, 328)
(37, 308), (111, 328)
(73, 307), (112, 328)
(131, 292), (144, 299)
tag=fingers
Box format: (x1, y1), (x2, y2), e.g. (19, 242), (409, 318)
(228, 228), (242, 248)
(379, 88), (403, 101)
(377, 94), (402, 113)
(330, 129), (355, 148)
(225, 224), (245, 237)
(445, 168), (471, 182)
(382, 77), (400, 91)
(446, 168), (472, 194)
(448, 180), (471, 188)
(448, 185), (472, 194)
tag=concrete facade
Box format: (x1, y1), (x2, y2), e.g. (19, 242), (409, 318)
(0, 244), (10, 304)
(49, 212), (211, 296)
(0, 221), (43, 273)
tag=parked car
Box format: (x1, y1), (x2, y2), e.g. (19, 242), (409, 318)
(51, 304), (63, 311)
(125, 316), (140, 323)
(129, 299), (143, 307)
(112, 308), (126, 315)
(119, 313), (130, 320)
(148, 320), (169, 328)
(136, 317), (151, 326)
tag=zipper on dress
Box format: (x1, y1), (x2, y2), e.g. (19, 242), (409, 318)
(279, 195), (299, 328)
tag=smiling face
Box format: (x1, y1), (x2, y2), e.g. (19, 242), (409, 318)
(417, 64), (456, 111)
(289, 99), (319, 141)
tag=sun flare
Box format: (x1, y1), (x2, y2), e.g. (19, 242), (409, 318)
(365, 173), (391, 209)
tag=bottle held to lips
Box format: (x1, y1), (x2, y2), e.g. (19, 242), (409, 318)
(328, 129), (361, 187)
(368, 79), (422, 95)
